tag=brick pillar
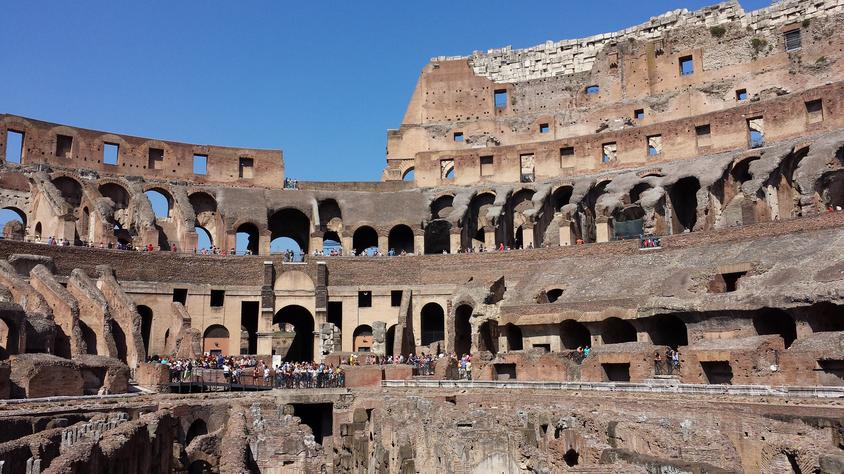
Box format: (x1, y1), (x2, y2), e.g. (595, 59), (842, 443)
(414, 234), (424, 255)
(378, 235), (388, 255)
(314, 261), (328, 361)
(523, 224), (535, 248)
(310, 236), (323, 255)
(484, 227), (496, 249)
(256, 261), (275, 356)
(559, 220), (573, 246)
(596, 218), (611, 243)
(258, 233), (271, 256)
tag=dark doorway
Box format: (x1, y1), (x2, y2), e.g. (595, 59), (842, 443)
(241, 302), (258, 354)
(454, 304), (472, 356)
(753, 309), (797, 348)
(274, 305), (315, 361)
(602, 363), (630, 382)
(291, 403), (333, 445)
(602, 317), (636, 344)
(505, 324), (523, 351)
(560, 320), (590, 350)
(138, 305), (153, 356)
(421, 303), (445, 345)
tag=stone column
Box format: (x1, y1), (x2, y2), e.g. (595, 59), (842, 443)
(342, 236), (353, 255)
(258, 233), (271, 256)
(378, 235), (389, 254)
(559, 219), (573, 246)
(595, 218), (611, 243)
(309, 236), (323, 255)
(372, 321), (386, 356)
(449, 232), (461, 253)
(484, 227), (496, 249)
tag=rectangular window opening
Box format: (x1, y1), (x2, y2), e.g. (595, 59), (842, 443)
(560, 146), (574, 167)
(173, 288), (188, 305)
(55, 134), (73, 159)
(695, 124), (712, 148)
(327, 301), (342, 328)
(679, 55), (694, 76)
(358, 291), (372, 308)
(148, 148), (164, 170)
(784, 29), (801, 52)
(493, 363), (517, 380)
(519, 153), (535, 183)
(103, 142), (119, 165)
(480, 155), (494, 177)
(647, 135), (662, 157)
(539, 123), (550, 134)
(239, 157), (254, 179)
(806, 99), (823, 124)
(747, 117), (764, 148)
(736, 89), (748, 101)
(193, 154), (208, 175)
(701, 361), (733, 384)
(533, 344), (551, 353)
(585, 85), (600, 95)
(453, 132), (464, 142)
(602, 142), (617, 163)
(634, 109), (645, 120)
(441, 159), (455, 180)
(494, 89), (508, 109)
(602, 363), (630, 382)
(708, 271), (747, 293)
(210, 289), (225, 307)
(390, 290), (403, 307)
(5, 130), (24, 164)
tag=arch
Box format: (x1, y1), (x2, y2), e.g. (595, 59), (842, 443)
(195, 226), (213, 250)
(185, 419), (208, 446)
(402, 167), (415, 181)
(454, 304), (473, 356)
(322, 231), (341, 251)
(602, 317), (637, 344)
(668, 177), (700, 233)
(552, 186), (574, 212)
(430, 195), (454, 220)
(203, 324), (230, 355)
(645, 314), (687, 349)
(188, 191), (217, 215)
(268, 207), (310, 255)
(388, 224), (414, 254)
(188, 461), (212, 474)
(424, 220), (451, 254)
(144, 188), (173, 219)
(730, 156), (760, 184)
(421, 303), (445, 346)
(34, 222), (42, 237)
(504, 324), (523, 351)
(353, 325), (373, 352)
(629, 182), (652, 203)
(508, 189), (535, 248)
(818, 170), (844, 210)
(560, 320), (590, 350)
(0, 207), (26, 239)
(563, 449), (580, 467)
(273, 305), (315, 362)
(52, 176), (84, 207)
(462, 192), (496, 249)
(612, 205), (645, 240)
(138, 305), (153, 356)
(478, 320), (498, 355)
(317, 199), (342, 226)
(235, 222), (259, 255)
(98, 182), (130, 209)
(753, 309), (797, 348)
(352, 226), (378, 255)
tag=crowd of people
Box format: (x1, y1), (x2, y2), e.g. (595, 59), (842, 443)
(151, 353), (345, 389)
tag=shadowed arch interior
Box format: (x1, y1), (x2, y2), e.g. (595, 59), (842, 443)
(274, 305), (315, 362)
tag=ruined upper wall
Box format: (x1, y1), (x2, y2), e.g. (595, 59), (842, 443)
(0, 115), (284, 188)
(385, 0), (844, 185)
(453, 0), (844, 83)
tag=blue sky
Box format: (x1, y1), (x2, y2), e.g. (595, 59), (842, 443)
(1, 1), (771, 251)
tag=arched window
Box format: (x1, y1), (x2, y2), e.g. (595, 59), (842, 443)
(353, 325), (373, 352)
(323, 231), (341, 253)
(268, 208), (310, 260)
(235, 223), (259, 255)
(273, 305), (315, 361)
(559, 320), (590, 350)
(420, 303), (445, 346)
(203, 324), (230, 355)
(185, 419), (208, 446)
(402, 167), (415, 181)
(0, 207), (26, 240)
(145, 188), (172, 219)
(195, 226), (213, 251)
(753, 309), (797, 348)
(52, 176), (83, 207)
(388, 224), (414, 254)
(424, 220), (451, 255)
(138, 305), (153, 355)
(98, 183), (130, 209)
(505, 324), (523, 350)
(352, 226), (378, 255)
